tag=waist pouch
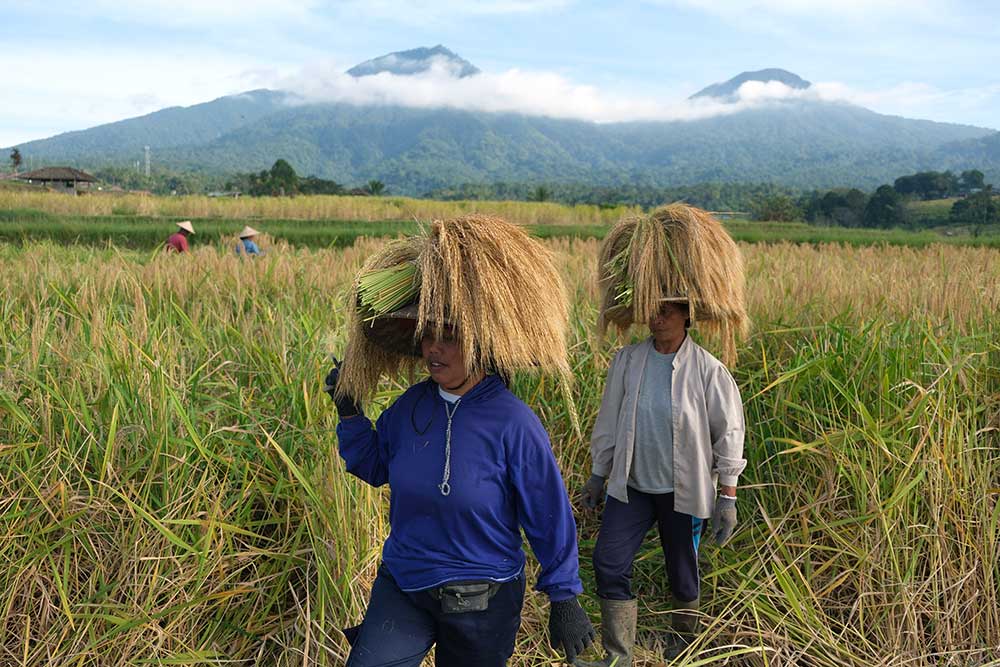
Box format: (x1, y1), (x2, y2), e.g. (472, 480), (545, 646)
(429, 581), (502, 614)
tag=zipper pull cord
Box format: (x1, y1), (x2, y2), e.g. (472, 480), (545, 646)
(439, 398), (460, 496)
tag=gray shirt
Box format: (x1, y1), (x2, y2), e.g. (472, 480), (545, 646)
(629, 349), (676, 493)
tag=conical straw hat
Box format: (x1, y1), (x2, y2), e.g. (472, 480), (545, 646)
(239, 226), (259, 238)
(176, 220), (195, 234)
(597, 203), (748, 366)
(338, 214), (572, 403)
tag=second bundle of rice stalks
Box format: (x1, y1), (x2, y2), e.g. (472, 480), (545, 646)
(598, 203), (749, 366)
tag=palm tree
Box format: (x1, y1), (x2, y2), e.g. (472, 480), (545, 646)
(9, 148), (22, 174)
(366, 179), (386, 196)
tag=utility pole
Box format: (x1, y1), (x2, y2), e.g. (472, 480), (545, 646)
(144, 146), (151, 178)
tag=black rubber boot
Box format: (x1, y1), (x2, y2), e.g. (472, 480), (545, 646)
(575, 598), (637, 667)
(663, 596), (699, 661)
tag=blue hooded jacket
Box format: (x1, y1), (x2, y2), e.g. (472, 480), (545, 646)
(336, 375), (583, 601)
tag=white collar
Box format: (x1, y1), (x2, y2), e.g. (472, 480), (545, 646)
(438, 386), (461, 403)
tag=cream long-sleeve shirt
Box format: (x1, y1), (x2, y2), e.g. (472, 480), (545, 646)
(590, 336), (747, 519)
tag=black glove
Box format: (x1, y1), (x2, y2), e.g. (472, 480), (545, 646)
(548, 597), (595, 664)
(324, 357), (361, 419)
(581, 474), (606, 509)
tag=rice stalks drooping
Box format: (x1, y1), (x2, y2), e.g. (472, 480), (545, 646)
(598, 203), (749, 366)
(338, 215), (574, 410)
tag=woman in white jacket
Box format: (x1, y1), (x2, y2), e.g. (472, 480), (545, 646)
(579, 204), (749, 664)
(581, 300), (745, 663)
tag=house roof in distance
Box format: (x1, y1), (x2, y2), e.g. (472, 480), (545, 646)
(20, 167), (97, 182)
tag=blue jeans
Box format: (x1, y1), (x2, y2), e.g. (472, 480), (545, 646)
(346, 566), (526, 667)
(592, 488), (704, 602)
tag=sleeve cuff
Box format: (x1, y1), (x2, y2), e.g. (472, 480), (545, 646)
(719, 475), (740, 487)
(541, 578), (583, 603)
(592, 463), (612, 477)
(546, 586), (582, 603)
(336, 413), (373, 436)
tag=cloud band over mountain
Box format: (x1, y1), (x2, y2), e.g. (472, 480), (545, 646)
(267, 58), (986, 127)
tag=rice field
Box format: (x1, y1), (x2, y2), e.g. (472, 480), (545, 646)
(4, 206), (999, 250)
(0, 190), (638, 226)
(1, 239), (999, 666)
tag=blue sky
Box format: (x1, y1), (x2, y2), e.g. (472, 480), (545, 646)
(1, 0), (998, 148)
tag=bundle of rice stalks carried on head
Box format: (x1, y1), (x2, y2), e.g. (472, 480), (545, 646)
(598, 203), (748, 366)
(338, 214), (575, 416)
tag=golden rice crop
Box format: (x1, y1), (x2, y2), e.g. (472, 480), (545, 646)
(0, 190), (639, 226)
(0, 239), (997, 666)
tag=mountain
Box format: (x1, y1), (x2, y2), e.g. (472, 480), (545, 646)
(146, 100), (995, 192)
(936, 131), (1000, 166)
(347, 45), (480, 78)
(5, 56), (999, 193)
(11, 89), (289, 165)
(691, 69), (812, 101)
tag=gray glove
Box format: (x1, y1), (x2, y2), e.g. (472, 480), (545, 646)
(581, 474), (606, 509)
(548, 597), (595, 664)
(712, 495), (737, 546)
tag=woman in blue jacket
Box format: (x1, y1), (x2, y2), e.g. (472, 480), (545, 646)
(326, 215), (595, 667)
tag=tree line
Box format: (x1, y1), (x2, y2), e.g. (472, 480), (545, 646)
(750, 169), (996, 230)
(423, 181), (796, 211)
(8, 150), (995, 230)
(225, 160), (384, 197)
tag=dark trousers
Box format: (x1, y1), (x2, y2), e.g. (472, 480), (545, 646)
(592, 488), (704, 602)
(346, 566), (526, 667)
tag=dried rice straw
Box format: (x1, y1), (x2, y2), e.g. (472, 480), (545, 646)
(338, 215), (577, 433)
(597, 203), (748, 366)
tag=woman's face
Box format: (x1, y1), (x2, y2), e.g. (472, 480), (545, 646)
(649, 301), (688, 338)
(421, 327), (469, 390)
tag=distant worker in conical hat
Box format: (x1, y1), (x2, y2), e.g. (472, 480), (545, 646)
(166, 220), (194, 253)
(578, 204), (749, 664)
(325, 214), (595, 667)
(235, 226), (264, 256)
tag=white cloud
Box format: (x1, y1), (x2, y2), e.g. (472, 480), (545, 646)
(413, 0), (572, 13)
(302, 0), (573, 28)
(811, 81), (1000, 127)
(344, 0), (572, 17)
(4, 44), (995, 149)
(271, 63), (1000, 130)
(31, 0), (322, 27)
(272, 59), (781, 123)
(0, 46), (262, 146)
(661, 0), (942, 20)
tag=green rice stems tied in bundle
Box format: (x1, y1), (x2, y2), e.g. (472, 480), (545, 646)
(357, 262), (418, 322)
(605, 245), (634, 309)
